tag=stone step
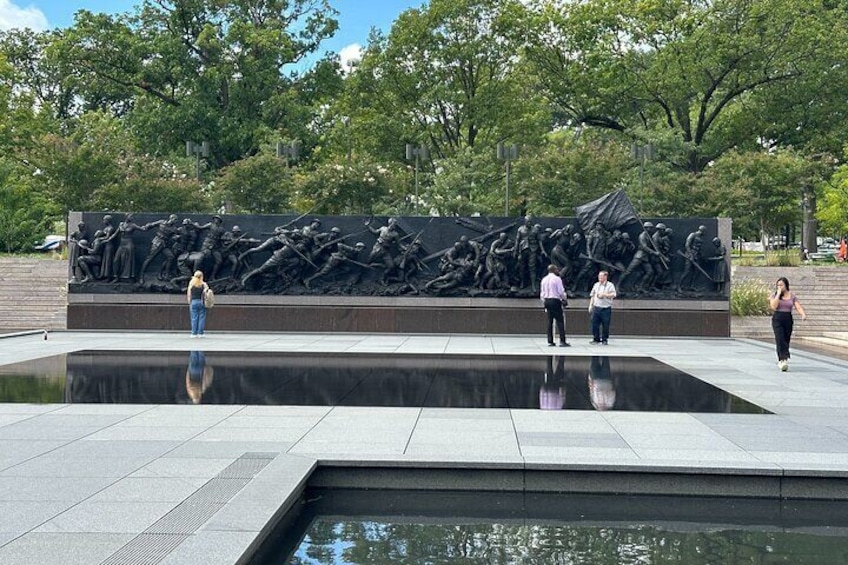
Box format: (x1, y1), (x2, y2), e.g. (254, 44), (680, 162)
(0, 258), (67, 331)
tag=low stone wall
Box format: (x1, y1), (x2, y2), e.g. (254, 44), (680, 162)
(67, 294), (729, 336)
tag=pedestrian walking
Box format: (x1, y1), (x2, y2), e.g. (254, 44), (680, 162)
(769, 277), (806, 371)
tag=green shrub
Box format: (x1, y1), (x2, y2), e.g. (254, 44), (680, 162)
(765, 251), (800, 267)
(731, 278), (772, 317)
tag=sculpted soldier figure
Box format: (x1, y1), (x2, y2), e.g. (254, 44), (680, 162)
(384, 237), (427, 291)
(366, 217), (402, 284)
(563, 232), (584, 292)
(191, 215), (225, 276)
(172, 218), (203, 279)
(708, 237), (728, 295)
(574, 222), (610, 292)
(651, 223), (673, 290)
(439, 236), (472, 274)
(76, 230), (107, 283)
(68, 221), (89, 282)
(512, 215), (535, 290)
(139, 214), (179, 284)
(304, 242), (367, 288)
(606, 230), (635, 280)
(483, 232), (514, 290)
(677, 225), (707, 292)
(239, 228), (302, 287)
(549, 224), (574, 273)
(310, 226), (342, 264)
(219, 225), (260, 280)
(425, 257), (475, 292)
(618, 222), (659, 292)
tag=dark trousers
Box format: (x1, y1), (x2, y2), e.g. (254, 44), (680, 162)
(772, 311), (793, 361)
(591, 306), (612, 342)
(544, 298), (567, 344)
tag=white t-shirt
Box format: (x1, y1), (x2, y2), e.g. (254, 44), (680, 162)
(590, 281), (616, 308)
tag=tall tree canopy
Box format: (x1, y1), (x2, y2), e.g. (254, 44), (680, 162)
(525, 0), (848, 172)
(52, 0), (339, 165)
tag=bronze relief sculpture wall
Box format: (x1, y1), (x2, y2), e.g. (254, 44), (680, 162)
(67, 211), (729, 300)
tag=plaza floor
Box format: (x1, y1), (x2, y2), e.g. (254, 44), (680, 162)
(1, 330), (848, 564)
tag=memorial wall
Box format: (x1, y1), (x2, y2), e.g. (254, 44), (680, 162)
(66, 206), (731, 336)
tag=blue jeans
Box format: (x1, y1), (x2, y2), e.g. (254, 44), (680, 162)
(190, 299), (207, 335)
(591, 306), (612, 342)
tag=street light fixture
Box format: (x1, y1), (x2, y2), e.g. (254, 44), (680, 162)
(276, 140), (300, 167)
(186, 140), (209, 182)
(497, 142), (519, 216)
(405, 143), (429, 215)
(631, 142), (654, 215)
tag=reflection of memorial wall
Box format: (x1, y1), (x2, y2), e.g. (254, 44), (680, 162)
(62, 351), (755, 413)
(67, 211), (731, 336)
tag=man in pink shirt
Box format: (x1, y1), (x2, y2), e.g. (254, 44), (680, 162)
(540, 264), (570, 347)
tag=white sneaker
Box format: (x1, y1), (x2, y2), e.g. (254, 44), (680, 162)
(779, 360), (788, 372)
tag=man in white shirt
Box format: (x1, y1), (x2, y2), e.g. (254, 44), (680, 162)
(540, 265), (570, 347)
(589, 270), (617, 345)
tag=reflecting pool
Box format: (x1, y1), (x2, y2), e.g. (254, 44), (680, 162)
(0, 351), (767, 412)
(258, 489), (848, 564)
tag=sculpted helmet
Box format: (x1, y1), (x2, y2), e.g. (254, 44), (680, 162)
(643, 221), (654, 229)
(655, 223), (667, 231)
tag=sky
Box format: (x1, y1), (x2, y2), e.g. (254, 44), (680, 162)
(0, 0), (422, 69)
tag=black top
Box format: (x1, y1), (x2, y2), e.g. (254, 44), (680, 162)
(190, 285), (204, 300)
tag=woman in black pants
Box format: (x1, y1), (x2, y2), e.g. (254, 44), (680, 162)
(768, 277), (807, 372)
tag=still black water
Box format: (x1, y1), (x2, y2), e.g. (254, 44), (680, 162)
(257, 489), (848, 564)
(0, 351), (766, 412)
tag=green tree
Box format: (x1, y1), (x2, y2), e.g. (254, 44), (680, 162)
(693, 149), (811, 240)
(296, 157), (407, 215)
(214, 152), (295, 214)
(525, 0), (848, 173)
(344, 0), (548, 162)
(817, 149), (848, 237)
(54, 0), (339, 166)
(512, 131), (632, 216)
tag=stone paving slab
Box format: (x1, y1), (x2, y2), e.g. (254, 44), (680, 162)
(1, 331), (848, 563)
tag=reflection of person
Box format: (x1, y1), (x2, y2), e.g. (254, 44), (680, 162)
(186, 270), (209, 338)
(539, 356), (565, 410)
(589, 270), (616, 345)
(768, 277), (807, 371)
(540, 264), (569, 347)
(185, 350), (214, 404)
(587, 356), (615, 410)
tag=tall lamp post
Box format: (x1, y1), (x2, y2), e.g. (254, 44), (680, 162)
(631, 142), (654, 215)
(186, 140), (209, 182)
(497, 142), (518, 216)
(405, 143), (429, 215)
(276, 140), (300, 167)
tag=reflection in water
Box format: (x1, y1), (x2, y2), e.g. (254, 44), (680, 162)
(257, 489), (848, 565)
(539, 356), (565, 410)
(185, 351), (214, 404)
(588, 356), (615, 410)
(1, 351), (768, 413)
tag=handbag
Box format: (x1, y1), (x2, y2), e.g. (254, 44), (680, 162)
(203, 286), (215, 308)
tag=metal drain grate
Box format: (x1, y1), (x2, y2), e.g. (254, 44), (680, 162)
(101, 534), (188, 565)
(100, 452), (277, 564)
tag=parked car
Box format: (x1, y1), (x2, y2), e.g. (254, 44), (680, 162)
(33, 235), (66, 252)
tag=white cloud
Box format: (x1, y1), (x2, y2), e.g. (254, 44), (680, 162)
(338, 43), (362, 74)
(0, 0), (48, 31)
